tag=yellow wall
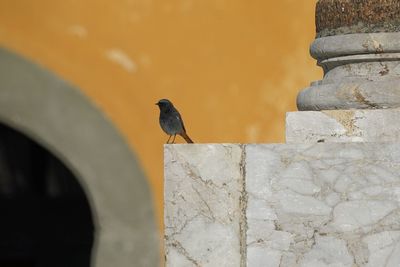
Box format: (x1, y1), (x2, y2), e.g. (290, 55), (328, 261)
(0, 0), (322, 231)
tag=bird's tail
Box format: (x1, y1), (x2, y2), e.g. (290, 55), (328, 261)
(180, 132), (194, 143)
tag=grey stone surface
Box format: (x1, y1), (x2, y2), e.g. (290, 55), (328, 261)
(286, 109), (400, 143)
(164, 144), (245, 267)
(297, 32), (400, 111)
(316, 22), (400, 38)
(0, 47), (159, 267)
(310, 33), (400, 61)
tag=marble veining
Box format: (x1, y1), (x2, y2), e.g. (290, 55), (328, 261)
(246, 143), (400, 267)
(164, 144), (244, 267)
(165, 143), (400, 266)
(286, 109), (400, 143)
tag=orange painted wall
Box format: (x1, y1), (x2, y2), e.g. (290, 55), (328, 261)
(0, 0), (322, 233)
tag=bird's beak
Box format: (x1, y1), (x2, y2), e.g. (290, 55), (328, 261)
(155, 102), (159, 105)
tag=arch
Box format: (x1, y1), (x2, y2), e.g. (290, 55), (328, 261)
(0, 122), (94, 267)
(0, 47), (159, 266)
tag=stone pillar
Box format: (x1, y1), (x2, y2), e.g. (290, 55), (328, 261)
(289, 0), (400, 143)
(165, 1), (400, 266)
(298, 0), (400, 111)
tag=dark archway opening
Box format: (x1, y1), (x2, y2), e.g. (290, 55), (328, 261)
(0, 123), (94, 267)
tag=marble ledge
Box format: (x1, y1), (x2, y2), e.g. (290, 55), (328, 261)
(164, 144), (245, 267)
(286, 109), (400, 143)
(165, 143), (400, 267)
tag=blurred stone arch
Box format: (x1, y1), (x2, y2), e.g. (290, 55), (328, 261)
(0, 47), (159, 267)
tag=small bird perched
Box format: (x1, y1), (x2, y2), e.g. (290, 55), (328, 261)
(156, 99), (194, 144)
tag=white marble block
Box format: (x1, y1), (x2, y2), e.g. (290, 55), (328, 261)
(286, 109), (400, 143)
(164, 144), (245, 267)
(165, 143), (400, 267)
(246, 143), (400, 267)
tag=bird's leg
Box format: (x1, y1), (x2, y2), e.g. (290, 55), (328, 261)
(172, 134), (176, 144)
(166, 135), (172, 144)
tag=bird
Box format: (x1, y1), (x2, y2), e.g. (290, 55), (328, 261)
(156, 99), (194, 144)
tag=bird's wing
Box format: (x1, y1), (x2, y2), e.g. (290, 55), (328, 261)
(176, 112), (186, 132)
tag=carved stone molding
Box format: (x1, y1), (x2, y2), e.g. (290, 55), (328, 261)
(298, 0), (400, 111)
